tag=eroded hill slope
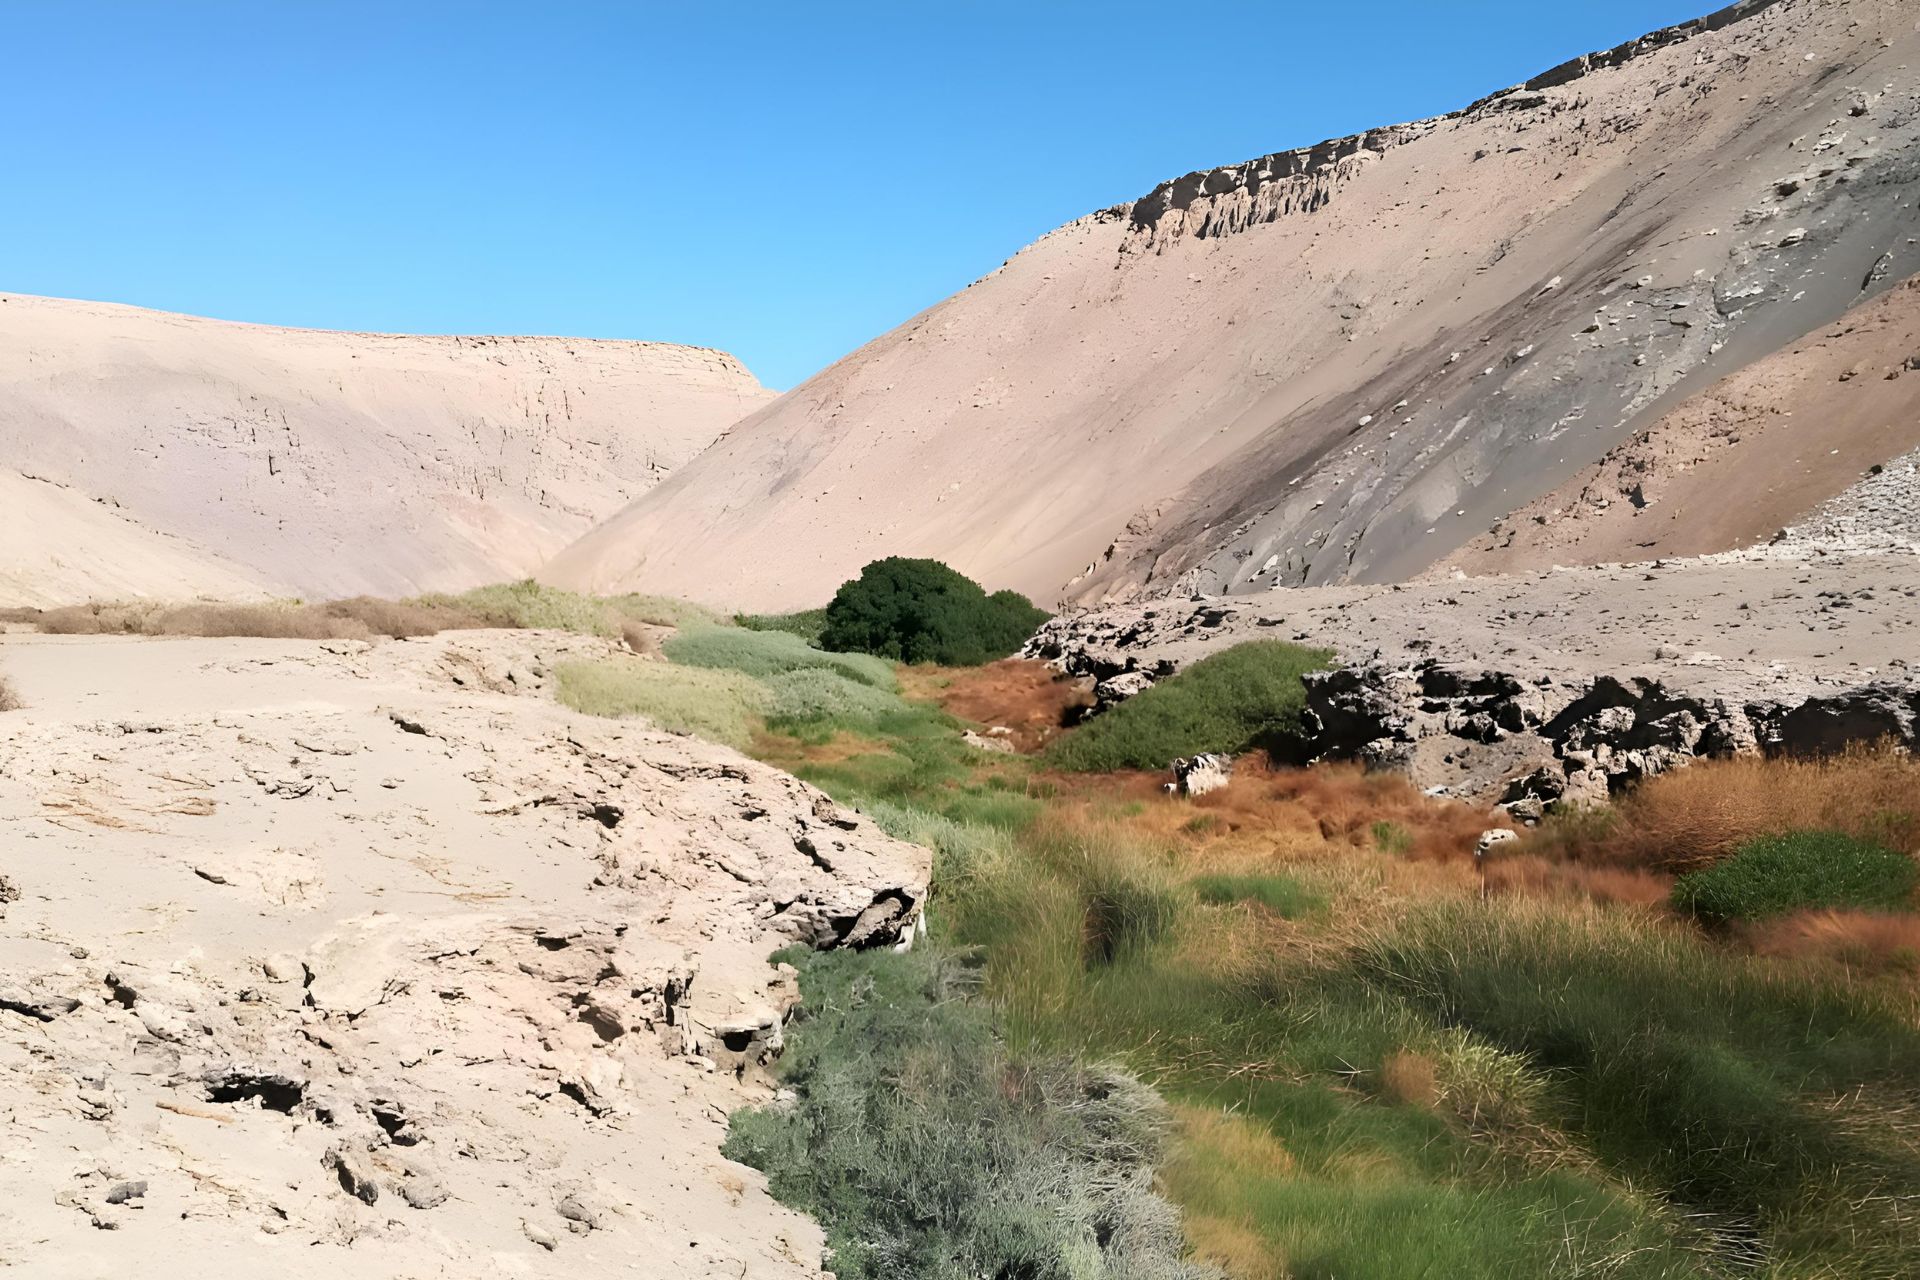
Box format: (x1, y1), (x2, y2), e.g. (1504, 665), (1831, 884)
(0, 294), (774, 603)
(547, 0), (1920, 611)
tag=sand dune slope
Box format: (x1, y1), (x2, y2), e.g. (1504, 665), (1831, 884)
(0, 294), (774, 604)
(547, 0), (1920, 611)
(0, 468), (275, 606)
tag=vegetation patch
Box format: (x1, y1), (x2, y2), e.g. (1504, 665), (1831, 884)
(1672, 829), (1917, 924)
(1044, 641), (1332, 772)
(1190, 872), (1325, 919)
(819, 557), (1049, 666)
(552, 657), (768, 749)
(663, 625), (896, 689)
(0, 673), (21, 712)
(735, 607), (829, 646)
(724, 945), (1220, 1280)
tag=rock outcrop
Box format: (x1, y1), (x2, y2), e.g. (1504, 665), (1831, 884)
(1027, 547), (1920, 810)
(0, 628), (927, 1277)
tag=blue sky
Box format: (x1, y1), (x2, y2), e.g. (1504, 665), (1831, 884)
(4, 2), (1709, 389)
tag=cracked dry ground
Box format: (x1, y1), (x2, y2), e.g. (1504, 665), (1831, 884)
(0, 629), (928, 1278)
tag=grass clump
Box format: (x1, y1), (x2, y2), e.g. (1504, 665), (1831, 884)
(552, 657), (768, 749)
(663, 626), (895, 690)
(1672, 829), (1917, 924)
(736, 607), (829, 645)
(724, 945), (1221, 1280)
(1190, 872), (1325, 919)
(420, 579), (725, 636)
(1044, 641), (1331, 772)
(819, 557), (1049, 666)
(762, 668), (902, 729)
(1363, 900), (1920, 1271)
(0, 673), (20, 712)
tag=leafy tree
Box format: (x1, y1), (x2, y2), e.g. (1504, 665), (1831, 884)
(819, 557), (1049, 665)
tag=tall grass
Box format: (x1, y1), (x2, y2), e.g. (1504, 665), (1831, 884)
(1530, 747), (1920, 870)
(1364, 900), (1920, 1273)
(663, 626), (896, 689)
(1672, 830), (1917, 924)
(552, 657), (768, 748)
(1044, 642), (1331, 772)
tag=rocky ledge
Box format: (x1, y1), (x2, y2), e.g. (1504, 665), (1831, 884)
(1028, 550), (1920, 816)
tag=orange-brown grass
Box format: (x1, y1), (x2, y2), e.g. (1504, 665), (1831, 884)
(900, 658), (1094, 752)
(1745, 909), (1920, 978)
(1163, 1105), (1295, 1280)
(1483, 854), (1674, 909)
(30, 597), (491, 641)
(1532, 746), (1920, 872)
(1379, 1050), (1441, 1109)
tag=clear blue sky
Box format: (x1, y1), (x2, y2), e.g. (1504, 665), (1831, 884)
(4, 2), (1709, 389)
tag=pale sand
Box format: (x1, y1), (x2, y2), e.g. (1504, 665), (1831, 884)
(0, 629), (927, 1277)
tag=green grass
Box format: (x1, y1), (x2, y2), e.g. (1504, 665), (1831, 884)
(663, 625), (897, 689)
(736, 607), (829, 645)
(1190, 872), (1326, 919)
(419, 579), (726, 636)
(723, 945), (1221, 1280)
(1044, 641), (1332, 772)
(552, 657), (768, 748)
(1673, 829), (1918, 924)
(1363, 901), (1920, 1273)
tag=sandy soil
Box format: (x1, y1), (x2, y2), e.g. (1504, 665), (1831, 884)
(0, 629), (926, 1278)
(0, 294), (774, 605)
(544, 0), (1920, 613)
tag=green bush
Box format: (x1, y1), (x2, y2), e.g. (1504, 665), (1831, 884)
(552, 657), (768, 748)
(1044, 641), (1332, 772)
(1672, 830), (1918, 924)
(724, 946), (1220, 1280)
(736, 607), (829, 646)
(819, 557), (1049, 666)
(663, 626), (896, 690)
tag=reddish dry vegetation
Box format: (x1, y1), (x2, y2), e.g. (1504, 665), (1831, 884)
(21, 597), (492, 641)
(1044, 755), (1506, 863)
(1745, 909), (1920, 977)
(1522, 745), (1920, 872)
(903, 659), (1095, 752)
(1482, 856), (1673, 909)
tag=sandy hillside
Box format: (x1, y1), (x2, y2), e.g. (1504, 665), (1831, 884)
(0, 628), (926, 1277)
(545, 0), (1920, 612)
(0, 468), (274, 606)
(0, 294), (774, 605)
(1437, 271), (1920, 574)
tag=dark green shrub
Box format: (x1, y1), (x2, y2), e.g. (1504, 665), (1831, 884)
(1044, 641), (1332, 773)
(818, 558), (1049, 666)
(1672, 830), (1918, 924)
